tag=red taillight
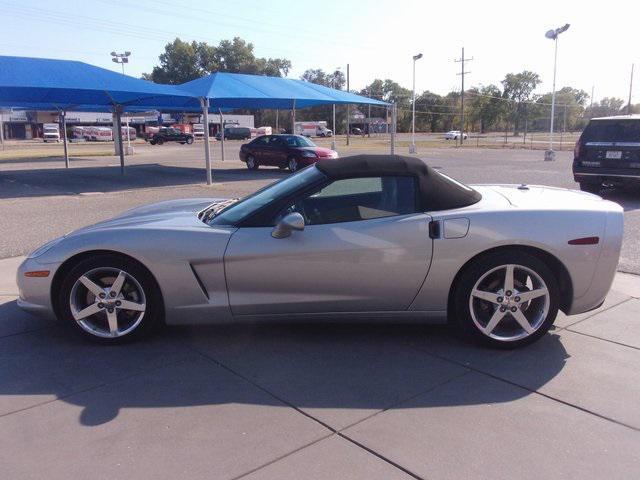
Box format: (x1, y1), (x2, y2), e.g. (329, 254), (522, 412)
(574, 139), (581, 159)
(568, 236), (599, 245)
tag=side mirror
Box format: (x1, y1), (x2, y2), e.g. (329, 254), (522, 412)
(271, 212), (305, 239)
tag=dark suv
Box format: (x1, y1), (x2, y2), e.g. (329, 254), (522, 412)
(573, 116), (640, 192)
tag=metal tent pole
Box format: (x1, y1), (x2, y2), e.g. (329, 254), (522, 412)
(292, 99), (296, 133)
(219, 108), (225, 162)
(114, 107), (125, 174)
(201, 97), (212, 185)
(61, 110), (69, 168)
(390, 102), (397, 155)
(0, 112), (4, 151)
(276, 109), (279, 131)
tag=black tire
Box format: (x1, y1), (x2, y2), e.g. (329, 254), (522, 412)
(452, 250), (559, 349)
(246, 155), (259, 170)
(288, 156), (299, 172)
(156, 138), (164, 145)
(149, 139), (156, 145)
(58, 254), (163, 344)
(186, 136), (194, 145)
(579, 180), (601, 194)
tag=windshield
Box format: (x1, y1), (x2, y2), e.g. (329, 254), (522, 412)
(208, 166), (325, 225)
(583, 120), (640, 143)
(284, 135), (316, 147)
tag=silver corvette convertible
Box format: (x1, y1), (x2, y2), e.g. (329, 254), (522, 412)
(17, 155), (623, 348)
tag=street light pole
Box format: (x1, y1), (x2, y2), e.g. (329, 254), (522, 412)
(111, 51), (132, 153)
(410, 53), (423, 154)
(544, 24), (569, 161)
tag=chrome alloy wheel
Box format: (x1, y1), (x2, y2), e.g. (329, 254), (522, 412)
(288, 158), (298, 171)
(246, 155), (256, 169)
(469, 264), (550, 342)
(69, 267), (146, 338)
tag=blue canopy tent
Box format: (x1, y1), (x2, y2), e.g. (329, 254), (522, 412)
(0, 55), (198, 170)
(178, 72), (390, 184)
(0, 55), (392, 184)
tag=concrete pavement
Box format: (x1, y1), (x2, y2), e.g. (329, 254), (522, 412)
(0, 255), (639, 479)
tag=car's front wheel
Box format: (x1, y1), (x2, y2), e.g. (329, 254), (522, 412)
(288, 157), (299, 172)
(186, 137), (194, 145)
(58, 254), (163, 343)
(246, 155), (259, 170)
(453, 251), (559, 348)
(156, 138), (164, 145)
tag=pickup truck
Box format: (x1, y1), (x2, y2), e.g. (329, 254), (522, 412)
(148, 127), (194, 145)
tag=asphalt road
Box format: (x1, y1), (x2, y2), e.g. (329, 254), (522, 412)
(1, 140), (638, 274)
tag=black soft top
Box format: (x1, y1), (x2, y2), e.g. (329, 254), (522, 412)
(315, 154), (482, 211)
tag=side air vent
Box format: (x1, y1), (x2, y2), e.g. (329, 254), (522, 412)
(189, 264), (210, 299)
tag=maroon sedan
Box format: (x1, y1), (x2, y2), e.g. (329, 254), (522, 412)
(239, 134), (338, 172)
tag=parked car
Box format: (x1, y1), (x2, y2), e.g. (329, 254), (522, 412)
(149, 127), (194, 145)
(573, 115), (640, 193)
(216, 127), (252, 140)
(17, 155), (623, 348)
(239, 134), (338, 171)
(351, 127), (363, 135)
(444, 130), (468, 140)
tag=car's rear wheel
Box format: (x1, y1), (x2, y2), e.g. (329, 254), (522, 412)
(246, 155), (259, 170)
(288, 157), (299, 172)
(58, 254), (163, 343)
(579, 180), (601, 194)
(149, 139), (156, 145)
(453, 251), (559, 348)
(186, 137), (194, 145)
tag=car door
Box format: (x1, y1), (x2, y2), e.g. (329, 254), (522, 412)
(266, 136), (288, 166)
(224, 175), (433, 315)
(250, 135), (270, 162)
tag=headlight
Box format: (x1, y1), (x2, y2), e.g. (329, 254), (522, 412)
(581, 161), (600, 167)
(301, 150), (317, 158)
(28, 237), (63, 259)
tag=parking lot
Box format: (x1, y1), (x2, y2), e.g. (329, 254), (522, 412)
(1, 142), (640, 479)
(1, 139), (639, 274)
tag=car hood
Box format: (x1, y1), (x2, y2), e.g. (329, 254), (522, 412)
(302, 146), (337, 157)
(68, 198), (227, 235)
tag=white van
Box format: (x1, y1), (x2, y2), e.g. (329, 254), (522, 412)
(43, 123), (60, 142)
(192, 123), (205, 139)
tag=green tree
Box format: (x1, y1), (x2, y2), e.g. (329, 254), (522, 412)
(501, 71), (541, 135)
(143, 37), (291, 84)
(466, 85), (506, 133)
(584, 97), (626, 119)
(297, 68), (347, 132)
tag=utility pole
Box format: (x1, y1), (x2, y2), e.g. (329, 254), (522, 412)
(628, 64), (634, 115)
(590, 86), (594, 110)
(346, 63), (350, 146)
(454, 47), (472, 146)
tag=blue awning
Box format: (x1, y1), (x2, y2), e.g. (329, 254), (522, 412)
(178, 72), (389, 109)
(0, 55), (388, 113)
(0, 55), (198, 112)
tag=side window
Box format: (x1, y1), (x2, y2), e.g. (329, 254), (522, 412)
(252, 136), (269, 145)
(279, 176), (418, 225)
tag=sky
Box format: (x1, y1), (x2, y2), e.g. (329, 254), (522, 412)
(0, 0), (637, 103)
